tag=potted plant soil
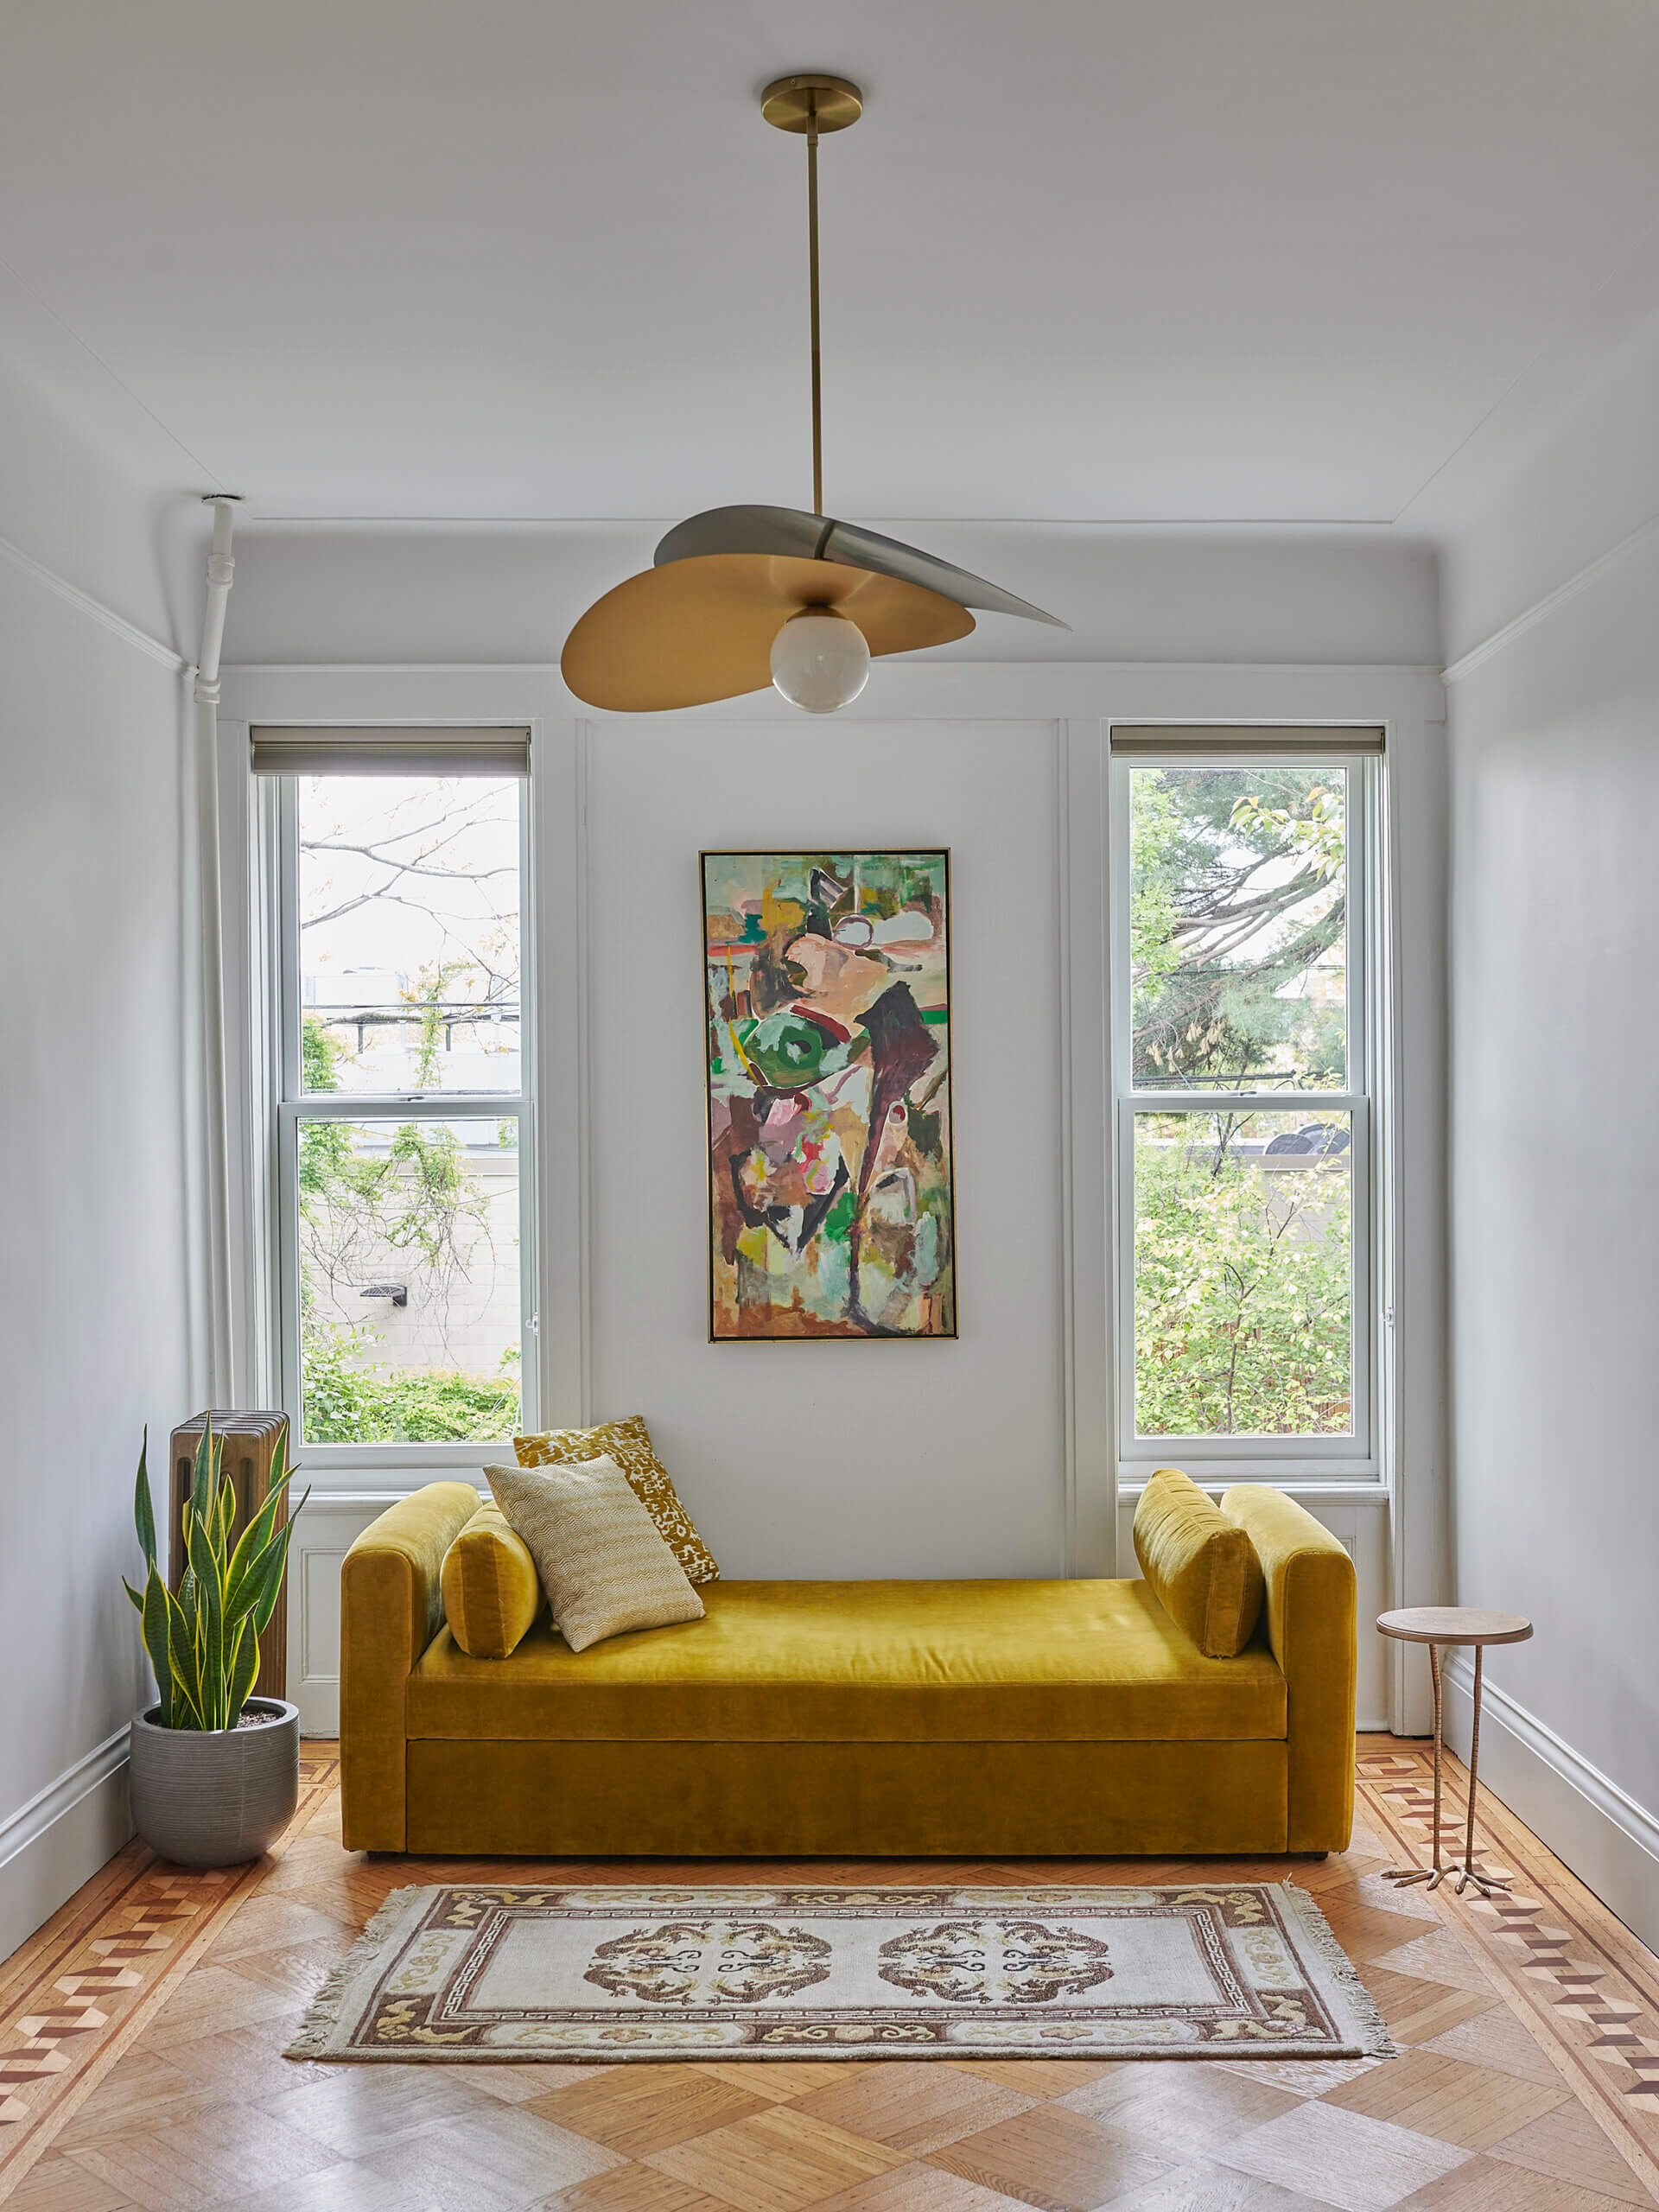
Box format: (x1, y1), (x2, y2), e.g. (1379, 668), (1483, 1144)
(124, 1420), (307, 1867)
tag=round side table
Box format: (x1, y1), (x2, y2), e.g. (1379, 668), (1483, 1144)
(1376, 1607), (1533, 1897)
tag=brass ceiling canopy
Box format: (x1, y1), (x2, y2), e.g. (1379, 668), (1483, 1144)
(560, 71), (1065, 714)
(760, 73), (864, 134)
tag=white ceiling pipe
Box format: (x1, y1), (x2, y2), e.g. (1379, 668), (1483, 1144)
(195, 493), (242, 1405)
(194, 493), (240, 704)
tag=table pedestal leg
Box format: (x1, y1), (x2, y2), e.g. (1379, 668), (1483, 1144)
(1451, 1645), (1511, 1897)
(1386, 1643), (1446, 1890)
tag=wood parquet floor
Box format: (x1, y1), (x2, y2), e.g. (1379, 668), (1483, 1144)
(3, 1738), (1658, 2212)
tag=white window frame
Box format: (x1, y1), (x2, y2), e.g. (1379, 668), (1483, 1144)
(1109, 741), (1387, 1484)
(266, 753), (540, 1477)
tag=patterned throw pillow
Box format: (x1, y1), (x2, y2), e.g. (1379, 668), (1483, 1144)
(513, 1414), (720, 1584)
(486, 1456), (705, 1654)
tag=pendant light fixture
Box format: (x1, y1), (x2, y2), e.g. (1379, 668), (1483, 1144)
(560, 72), (1065, 714)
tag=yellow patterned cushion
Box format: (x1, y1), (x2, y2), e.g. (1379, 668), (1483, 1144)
(514, 1414), (719, 1584)
(440, 1503), (542, 1660)
(1134, 1466), (1265, 1659)
(486, 1456), (705, 1654)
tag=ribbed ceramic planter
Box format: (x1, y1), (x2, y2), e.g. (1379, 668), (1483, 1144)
(129, 1699), (300, 1867)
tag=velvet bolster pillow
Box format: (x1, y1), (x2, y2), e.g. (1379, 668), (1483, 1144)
(1134, 1465), (1266, 1659)
(440, 1502), (543, 1660)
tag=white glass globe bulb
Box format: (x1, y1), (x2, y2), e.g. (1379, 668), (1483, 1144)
(769, 607), (871, 714)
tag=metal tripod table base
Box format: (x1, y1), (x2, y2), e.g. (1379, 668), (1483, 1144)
(1376, 1609), (1533, 1901)
(1383, 1862), (1446, 1891)
(1449, 1861), (1511, 1897)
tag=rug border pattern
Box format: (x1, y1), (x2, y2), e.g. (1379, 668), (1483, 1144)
(284, 1880), (1394, 2065)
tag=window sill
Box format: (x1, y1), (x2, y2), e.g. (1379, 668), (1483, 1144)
(1116, 1473), (1388, 1506)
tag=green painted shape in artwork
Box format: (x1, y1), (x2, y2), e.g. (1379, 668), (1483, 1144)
(823, 1187), (857, 1244)
(907, 1102), (944, 1160)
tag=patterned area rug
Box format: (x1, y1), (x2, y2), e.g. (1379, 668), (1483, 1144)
(287, 1881), (1392, 2063)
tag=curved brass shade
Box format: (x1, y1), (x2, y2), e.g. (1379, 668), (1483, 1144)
(655, 505), (1068, 628)
(560, 553), (974, 712)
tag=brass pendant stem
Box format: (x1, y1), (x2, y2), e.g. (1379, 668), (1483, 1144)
(761, 73), (861, 518)
(806, 99), (823, 516)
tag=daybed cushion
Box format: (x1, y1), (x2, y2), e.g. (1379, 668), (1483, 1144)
(410, 1576), (1287, 1744)
(1135, 1466), (1266, 1658)
(440, 1503), (543, 1659)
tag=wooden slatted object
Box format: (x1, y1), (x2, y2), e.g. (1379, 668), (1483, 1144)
(167, 1410), (291, 1702)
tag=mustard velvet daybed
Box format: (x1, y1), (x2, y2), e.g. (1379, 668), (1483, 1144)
(339, 1482), (1356, 1859)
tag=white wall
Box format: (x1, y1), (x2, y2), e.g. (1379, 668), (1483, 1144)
(1443, 331), (1659, 1948)
(219, 520), (1442, 671)
(586, 717), (1065, 1580)
(0, 512), (200, 1956)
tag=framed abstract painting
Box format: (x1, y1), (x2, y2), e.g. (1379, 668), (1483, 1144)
(702, 849), (956, 1340)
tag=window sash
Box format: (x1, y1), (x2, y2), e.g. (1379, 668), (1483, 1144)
(276, 778), (532, 1109)
(271, 769), (537, 1464)
(1115, 1096), (1373, 1473)
(1109, 748), (1381, 1479)
(1113, 755), (1367, 1101)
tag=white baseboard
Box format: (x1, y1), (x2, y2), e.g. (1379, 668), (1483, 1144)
(1444, 1654), (1659, 1953)
(0, 1727), (133, 1963)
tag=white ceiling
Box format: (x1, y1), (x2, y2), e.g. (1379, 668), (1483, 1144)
(3, 0), (1659, 533)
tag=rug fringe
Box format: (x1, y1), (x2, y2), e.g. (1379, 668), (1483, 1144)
(1278, 1880), (1397, 2059)
(283, 1880), (1394, 2065)
(284, 1885), (424, 2061)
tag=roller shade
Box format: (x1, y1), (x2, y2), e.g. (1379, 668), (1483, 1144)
(250, 726), (530, 777)
(1109, 725), (1383, 756)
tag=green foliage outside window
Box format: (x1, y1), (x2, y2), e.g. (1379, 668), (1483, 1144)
(299, 1318), (518, 1444)
(1129, 768), (1356, 1437)
(299, 1001), (519, 1444)
(1130, 768), (1346, 1091)
(1134, 1122), (1352, 1437)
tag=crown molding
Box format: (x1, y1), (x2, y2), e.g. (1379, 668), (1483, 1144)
(0, 531), (186, 672)
(1442, 504), (1659, 685)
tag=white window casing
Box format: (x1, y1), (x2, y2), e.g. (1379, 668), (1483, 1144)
(256, 734), (537, 1477)
(1108, 733), (1389, 1485)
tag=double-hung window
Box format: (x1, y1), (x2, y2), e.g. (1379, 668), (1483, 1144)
(254, 727), (536, 1465)
(1109, 728), (1386, 1481)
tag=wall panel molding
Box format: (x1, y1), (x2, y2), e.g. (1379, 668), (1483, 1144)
(1058, 720), (1115, 1573)
(283, 1493), (472, 1734)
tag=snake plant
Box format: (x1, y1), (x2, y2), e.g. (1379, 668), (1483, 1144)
(124, 1421), (308, 1731)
